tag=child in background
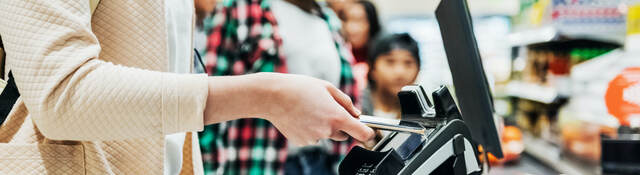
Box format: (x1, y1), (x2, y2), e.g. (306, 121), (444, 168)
(360, 33), (421, 146)
(360, 33), (421, 126)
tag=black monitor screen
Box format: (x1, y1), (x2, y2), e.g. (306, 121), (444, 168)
(435, 0), (503, 158)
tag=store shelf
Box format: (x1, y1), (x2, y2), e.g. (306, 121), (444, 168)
(505, 81), (558, 104)
(373, 0), (519, 18)
(489, 153), (558, 175)
(508, 26), (558, 46)
(522, 133), (600, 175)
(508, 26), (625, 47)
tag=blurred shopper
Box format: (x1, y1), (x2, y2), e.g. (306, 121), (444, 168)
(199, 0), (359, 174)
(342, 0), (382, 94)
(0, 0), (373, 174)
(272, 1), (359, 174)
(360, 33), (421, 140)
(326, 0), (354, 20)
(194, 0), (218, 73)
(195, 0), (217, 24)
(342, 0), (381, 63)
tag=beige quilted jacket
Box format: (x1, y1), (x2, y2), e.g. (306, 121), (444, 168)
(0, 0), (208, 174)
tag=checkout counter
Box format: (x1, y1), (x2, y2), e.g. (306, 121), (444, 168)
(338, 0), (505, 174)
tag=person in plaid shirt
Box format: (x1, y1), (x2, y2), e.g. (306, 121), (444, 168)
(197, 0), (361, 174)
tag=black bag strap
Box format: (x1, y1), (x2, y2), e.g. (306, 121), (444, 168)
(0, 71), (19, 126)
(1, 34), (4, 80)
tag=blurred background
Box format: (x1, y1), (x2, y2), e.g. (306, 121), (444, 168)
(196, 0), (640, 174)
(366, 0), (640, 174)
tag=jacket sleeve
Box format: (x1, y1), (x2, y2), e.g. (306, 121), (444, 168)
(0, 0), (208, 141)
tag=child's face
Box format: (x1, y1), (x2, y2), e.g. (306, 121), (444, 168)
(371, 49), (419, 95)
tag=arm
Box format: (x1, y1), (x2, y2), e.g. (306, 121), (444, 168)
(205, 73), (374, 145)
(0, 0), (207, 140)
(0, 0), (373, 144)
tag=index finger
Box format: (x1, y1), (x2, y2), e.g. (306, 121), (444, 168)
(326, 84), (361, 117)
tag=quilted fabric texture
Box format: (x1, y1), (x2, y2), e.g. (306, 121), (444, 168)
(0, 144), (85, 174)
(0, 0), (208, 174)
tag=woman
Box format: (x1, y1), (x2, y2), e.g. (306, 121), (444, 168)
(342, 0), (381, 94)
(342, 0), (381, 63)
(0, 0), (373, 174)
(361, 33), (421, 123)
(326, 0), (354, 19)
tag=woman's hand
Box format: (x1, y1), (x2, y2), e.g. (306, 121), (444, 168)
(204, 73), (375, 146)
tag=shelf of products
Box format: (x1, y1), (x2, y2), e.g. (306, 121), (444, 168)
(505, 81), (558, 104)
(499, 1), (640, 173)
(508, 26), (625, 47)
(510, 0), (630, 46)
(384, 1), (640, 173)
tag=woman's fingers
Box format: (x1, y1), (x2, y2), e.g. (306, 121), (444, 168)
(326, 83), (373, 142)
(335, 114), (375, 142)
(253, 73), (375, 146)
(329, 131), (350, 141)
(327, 84), (361, 117)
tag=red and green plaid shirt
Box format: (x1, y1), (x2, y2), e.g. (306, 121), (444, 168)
(198, 0), (359, 174)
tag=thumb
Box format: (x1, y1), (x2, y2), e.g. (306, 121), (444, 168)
(337, 114), (375, 142)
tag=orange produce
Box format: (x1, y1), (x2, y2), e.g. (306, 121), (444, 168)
(478, 126), (524, 165)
